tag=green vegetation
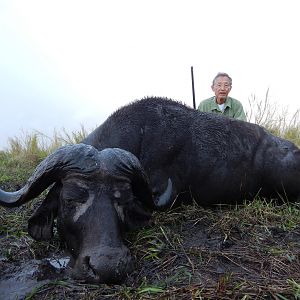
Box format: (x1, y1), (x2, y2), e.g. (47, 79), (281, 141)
(0, 96), (300, 299)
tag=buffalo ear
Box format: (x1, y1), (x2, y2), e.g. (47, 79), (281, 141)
(131, 168), (154, 209)
(28, 183), (61, 241)
(118, 163), (154, 229)
(122, 201), (153, 231)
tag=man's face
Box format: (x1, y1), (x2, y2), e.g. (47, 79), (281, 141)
(211, 76), (232, 104)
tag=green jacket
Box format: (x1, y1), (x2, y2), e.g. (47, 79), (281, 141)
(198, 96), (247, 121)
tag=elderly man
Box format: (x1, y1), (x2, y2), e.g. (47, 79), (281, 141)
(198, 72), (246, 121)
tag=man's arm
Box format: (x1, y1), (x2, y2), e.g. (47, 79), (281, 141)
(198, 101), (205, 111)
(234, 104), (247, 121)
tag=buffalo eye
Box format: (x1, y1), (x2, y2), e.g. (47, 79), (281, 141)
(113, 191), (121, 198)
(112, 183), (133, 204)
(62, 184), (89, 204)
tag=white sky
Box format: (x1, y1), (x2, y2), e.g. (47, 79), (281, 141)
(1, 0), (299, 149)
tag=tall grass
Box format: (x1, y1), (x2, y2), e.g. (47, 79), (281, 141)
(246, 89), (300, 146)
(3, 125), (89, 165)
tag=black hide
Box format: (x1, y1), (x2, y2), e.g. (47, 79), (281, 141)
(83, 97), (300, 205)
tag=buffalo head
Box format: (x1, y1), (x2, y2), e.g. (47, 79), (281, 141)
(0, 144), (170, 283)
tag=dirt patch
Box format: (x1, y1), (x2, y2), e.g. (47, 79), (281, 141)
(1, 203), (300, 299)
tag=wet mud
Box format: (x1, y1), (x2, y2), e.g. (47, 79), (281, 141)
(0, 257), (68, 300)
(1, 206), (300, 299)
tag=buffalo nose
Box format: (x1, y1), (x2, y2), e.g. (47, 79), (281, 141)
(71, 246), (134, 284)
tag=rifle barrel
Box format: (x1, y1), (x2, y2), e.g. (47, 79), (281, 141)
(191, 66), (196, 109)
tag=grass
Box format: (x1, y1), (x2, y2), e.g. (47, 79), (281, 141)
(0, 94), (300, 299)
(13, 201), (298, 299)
(246, 89), (300, 146)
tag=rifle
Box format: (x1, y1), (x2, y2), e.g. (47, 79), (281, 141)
(191, 66), (196, 109)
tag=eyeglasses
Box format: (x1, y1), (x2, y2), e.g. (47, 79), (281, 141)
(214, 83), (231, 90)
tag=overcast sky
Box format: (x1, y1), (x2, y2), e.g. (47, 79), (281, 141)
(1, 0), (299, 149)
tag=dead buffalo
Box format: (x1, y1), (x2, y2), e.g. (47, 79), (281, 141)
(0, 97), (300, 283)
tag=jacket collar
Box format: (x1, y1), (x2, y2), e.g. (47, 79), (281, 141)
(213, 96), (232, 110)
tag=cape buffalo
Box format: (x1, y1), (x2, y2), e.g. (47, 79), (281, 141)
(0, 97), (300, 283)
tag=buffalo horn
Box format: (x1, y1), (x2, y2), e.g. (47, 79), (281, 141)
(0, 144), (99, 207)
(155, 178), (173, 208)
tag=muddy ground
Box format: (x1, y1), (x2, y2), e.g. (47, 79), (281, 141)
(1, 200), (300, 300)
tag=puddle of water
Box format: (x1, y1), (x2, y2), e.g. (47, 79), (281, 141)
(0, 256), (70, 300)
(48, 257), (70, 269)
(0, 260), (45, 300)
